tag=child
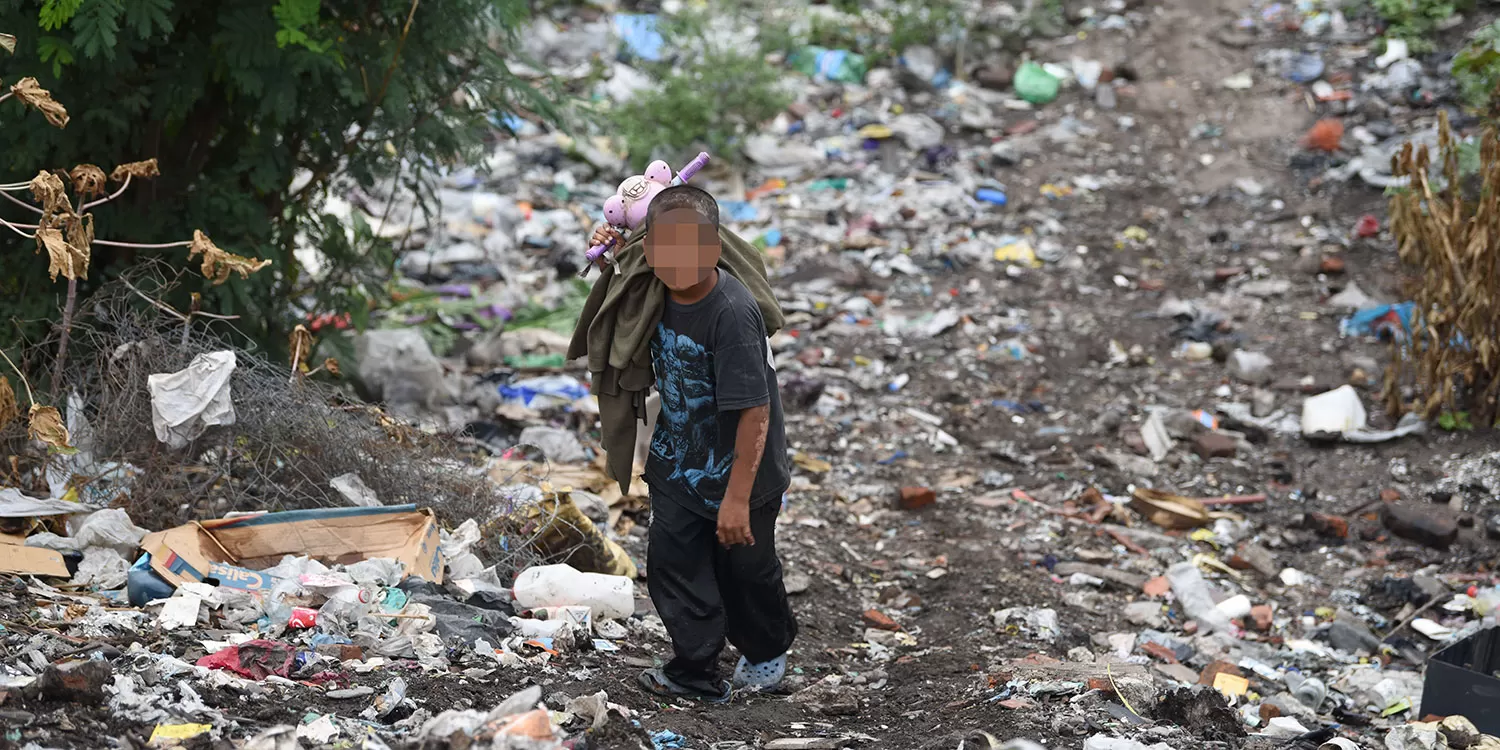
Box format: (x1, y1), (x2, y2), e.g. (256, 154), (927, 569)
(590, 185), (797, 702)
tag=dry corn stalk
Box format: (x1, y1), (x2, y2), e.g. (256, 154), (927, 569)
(10, 78), (68, 128)
(0, 376), (16, 428)
(1384, 111), (1500, 426)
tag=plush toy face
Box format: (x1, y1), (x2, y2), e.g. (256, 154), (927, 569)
(610, 160), (675, 230)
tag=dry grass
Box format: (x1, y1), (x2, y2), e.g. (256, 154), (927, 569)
(1384, 111), (1500, 426)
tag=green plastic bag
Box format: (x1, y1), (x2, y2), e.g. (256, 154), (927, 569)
(1014, 61), (1060, 105)
(789, 46), (868, 84)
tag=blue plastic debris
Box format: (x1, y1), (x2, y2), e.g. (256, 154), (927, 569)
(975, 188), (1008, 206)
(877, 451), (908, 465)
(719, 200), (759, 222)
(763, 228), (783, 247)
(1285, 53), (1325, 83)
(1340, 302), (1413, 340)
(650, 729), (688, 749)
(614, 14), (664, 62)
(498, 376), (590, 407)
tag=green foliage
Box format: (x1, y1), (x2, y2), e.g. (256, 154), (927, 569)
(755, 0), (965, 67)
(272, 0), (333, 56)
(1373, 0), (1471, 52)
(888, 1), (965, 54)
(1454, 20), (1500, 110)
(1437, 410), (1475, 430)
(0, 0), (562, 356)
(614, 13), (790, 169)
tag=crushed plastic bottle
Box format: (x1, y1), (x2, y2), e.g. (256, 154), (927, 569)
(1166, 561), (1235, 633)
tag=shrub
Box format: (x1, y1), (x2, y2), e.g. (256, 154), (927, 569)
(1373, 0), (1472, 53)
(0, 0), (560, 355)
(1453, 20), (1500, 112)
(614, 12), (791, 170)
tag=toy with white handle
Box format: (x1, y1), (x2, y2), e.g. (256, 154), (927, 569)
(580, 151), (711, 277)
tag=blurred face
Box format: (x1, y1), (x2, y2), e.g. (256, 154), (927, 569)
(645, 208), (721, 291)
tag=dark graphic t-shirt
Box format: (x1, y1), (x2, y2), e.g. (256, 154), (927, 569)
(646, 272), (790, 518)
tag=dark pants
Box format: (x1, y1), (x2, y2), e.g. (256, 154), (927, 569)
(647, 497), (798, 694)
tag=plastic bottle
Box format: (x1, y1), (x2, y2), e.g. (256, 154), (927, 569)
(1293, 676), (1328, 710)
(512, 564), (635, 620)
(1166, 561), (1235, 633)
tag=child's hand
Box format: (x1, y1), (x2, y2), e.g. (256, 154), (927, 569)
(590, 225), (622, 250)
(717, 498), (755, 547)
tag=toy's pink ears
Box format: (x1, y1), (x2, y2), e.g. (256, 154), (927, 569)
(603, 195), (626, 226)
(644, 160), (673, 184)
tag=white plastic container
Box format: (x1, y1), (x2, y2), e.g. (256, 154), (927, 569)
(512, 564), (635, 620)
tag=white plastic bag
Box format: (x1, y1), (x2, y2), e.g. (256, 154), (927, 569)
(148, 351), (237, 449)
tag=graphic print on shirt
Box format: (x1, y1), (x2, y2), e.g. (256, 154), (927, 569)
(650, 323), (735, 507)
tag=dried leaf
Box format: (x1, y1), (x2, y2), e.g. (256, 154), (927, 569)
(187, 230), (272, 284)
(0, 376), (16, 428)
(27, 404), (70, 449)
(0, 34), (16, 55)
(36, 226), (87, 281)
(28, 170), (71, 217)
(322, 358), (341, 377)
(289, 325), (314, 370)
(109, 159), (160, 183)
(68, 164), (107, 199)
(10, 78), (68, 128)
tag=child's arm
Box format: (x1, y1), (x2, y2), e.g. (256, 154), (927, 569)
(718, 403), (768, 547)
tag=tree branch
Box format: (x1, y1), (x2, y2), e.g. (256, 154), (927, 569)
(80, 175), (131, 211)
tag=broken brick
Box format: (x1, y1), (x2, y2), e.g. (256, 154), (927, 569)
(1319, 256), (1346, 275)
(36, 660), (112, 702)
(1305, 512), (1349, 538)
(1140, 641), (1179, 664)
(862, 609), (901, 631)
(1142, 576), (1171, 597)
(1380, 488), (1401, 503)
(1192, 432), (1237, 459)
(898, 486), (937, 511)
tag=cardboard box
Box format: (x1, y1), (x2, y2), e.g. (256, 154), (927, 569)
(138, 505), (443, 591)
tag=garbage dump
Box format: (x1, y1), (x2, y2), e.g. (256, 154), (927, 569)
(4, 0), (1500, 747)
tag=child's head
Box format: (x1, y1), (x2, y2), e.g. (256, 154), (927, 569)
(644, 185), (721, 292)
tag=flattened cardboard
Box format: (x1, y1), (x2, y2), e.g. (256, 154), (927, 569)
(0, 534), (69, 577)
(138, 505), (443, 591)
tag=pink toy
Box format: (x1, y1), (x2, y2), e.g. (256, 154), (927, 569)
(602, 159), (674, 231)
(581, 152), (711, 277)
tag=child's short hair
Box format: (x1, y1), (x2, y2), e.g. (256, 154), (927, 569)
(647, 184), (719, 228)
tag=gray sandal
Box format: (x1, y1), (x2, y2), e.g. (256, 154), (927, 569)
(637, 667), (732, 703)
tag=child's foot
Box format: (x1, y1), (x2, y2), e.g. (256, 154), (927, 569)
(732, 653), (787, 690)
(637, 668), (732, 703)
